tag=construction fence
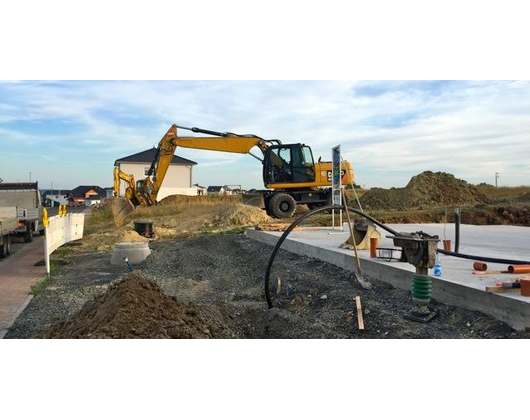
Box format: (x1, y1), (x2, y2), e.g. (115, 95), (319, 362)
(44, 209), (85, 274)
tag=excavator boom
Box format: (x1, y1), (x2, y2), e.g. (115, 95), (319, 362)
(112, 123), (356, 223)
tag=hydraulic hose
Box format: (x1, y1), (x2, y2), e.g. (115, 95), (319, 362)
(264, 204), (399, 308)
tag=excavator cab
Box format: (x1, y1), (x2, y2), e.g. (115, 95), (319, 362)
(263, 144), (316, 186)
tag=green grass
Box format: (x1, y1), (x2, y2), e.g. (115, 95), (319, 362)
(56, 248), (73, 258)
(30, 261), (59, 295)
(85, 206), (115, 235)
(475, 184), (530, 202)
(30, 276), (51, 295)
(87, 206), (113, 225)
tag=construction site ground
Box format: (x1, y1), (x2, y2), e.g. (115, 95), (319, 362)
(6, 233), (530, 339)
(248, 223), (530, 330)
(5, 178), (530, 340)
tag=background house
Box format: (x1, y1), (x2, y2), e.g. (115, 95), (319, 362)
(102, 187), (114, 198)
(193, 184), (207, 196)
(68, 185), (105, 206)
(114, 148), (198, 201)
(207, 185), (232, 196)
(41, 189), (70, 207)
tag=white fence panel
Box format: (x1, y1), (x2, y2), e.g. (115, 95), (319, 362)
(44, 213), (85, 274)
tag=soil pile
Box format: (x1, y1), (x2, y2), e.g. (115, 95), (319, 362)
(518, 193), (530, 203)
(361, 171), (489, 210)
(211, 203), (272, 227)
(117, 229), (149, 243)
(158, 194), (239, 207)
(39, 274), (237, 339)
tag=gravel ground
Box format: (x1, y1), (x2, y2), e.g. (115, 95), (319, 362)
(6, 234), (529, 339)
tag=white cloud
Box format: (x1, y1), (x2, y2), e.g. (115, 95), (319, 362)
(1, 80), (529, 188)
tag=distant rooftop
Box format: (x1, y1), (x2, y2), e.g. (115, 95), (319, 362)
(115, 147), (197, 166)
(0, 182), (39, 190)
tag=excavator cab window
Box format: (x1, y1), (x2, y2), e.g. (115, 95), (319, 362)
(264, 144), (315, 184)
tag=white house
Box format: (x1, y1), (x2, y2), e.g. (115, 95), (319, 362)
(207, 185), (232, 196)
(193, 184), (207, 196)
(115, 148), (198, 201)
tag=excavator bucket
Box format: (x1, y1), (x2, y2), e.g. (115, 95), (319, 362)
(340, 221), (381, 251)
(109, 197), (134, 227)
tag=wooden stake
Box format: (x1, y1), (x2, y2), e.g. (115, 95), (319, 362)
(341, 189), (363, 277)
(355, 296), (365, 330)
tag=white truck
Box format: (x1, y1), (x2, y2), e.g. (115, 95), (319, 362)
(0, 207), (18, 258)
(0, 182), (44, 243)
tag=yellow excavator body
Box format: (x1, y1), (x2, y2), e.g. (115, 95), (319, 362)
(112, 124), (356, 223)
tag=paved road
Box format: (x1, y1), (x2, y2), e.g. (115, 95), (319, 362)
(0, 235), (46, 338)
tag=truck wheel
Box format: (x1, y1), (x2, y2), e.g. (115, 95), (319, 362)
(0, 236), (7, 258)
(24, 224), (34, 243)
(5, 235), (11, 255)
(268, 193), (296, 219)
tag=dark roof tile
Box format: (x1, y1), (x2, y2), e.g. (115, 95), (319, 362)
(115, 147), (197, 166)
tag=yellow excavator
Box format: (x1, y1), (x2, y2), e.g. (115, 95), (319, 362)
(112, 124), (355, 223)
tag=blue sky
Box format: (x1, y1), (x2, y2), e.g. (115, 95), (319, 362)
(0, 80), (529, 190)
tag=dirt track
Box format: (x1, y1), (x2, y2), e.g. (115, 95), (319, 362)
(6, 234), (530, 339)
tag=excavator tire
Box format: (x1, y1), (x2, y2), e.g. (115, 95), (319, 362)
(268, 193), (296, 219)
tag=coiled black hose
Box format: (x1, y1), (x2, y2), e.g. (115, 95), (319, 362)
(264, 204), (399, 308)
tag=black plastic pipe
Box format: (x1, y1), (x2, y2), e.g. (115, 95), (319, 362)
(438, 207), (530, 265)
(437, 249), (530, 266)
(264, 204), (399, 308)
(454, 208), (461, 253)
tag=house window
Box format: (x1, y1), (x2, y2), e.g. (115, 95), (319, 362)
(144, 167), (151, 176)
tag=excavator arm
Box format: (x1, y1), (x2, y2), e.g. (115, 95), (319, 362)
(145, 124), (269, 201)
(113, 124), (279, 217)
(113, 167), (136, 200)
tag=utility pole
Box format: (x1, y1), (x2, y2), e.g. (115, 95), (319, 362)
(495, 172), (499, 187)
(29, 172), (32, 183)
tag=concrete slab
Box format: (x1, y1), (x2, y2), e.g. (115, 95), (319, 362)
(246, 223), (530, 330)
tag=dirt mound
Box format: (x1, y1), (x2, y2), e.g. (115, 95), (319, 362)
(39, 274), (237, 339)
(117, 229), (149, 243)
(153, 226), (179, 239)
(212, 203), (272, 227)
(158, 194), (240, 207)
(361, 171), (490, 211)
